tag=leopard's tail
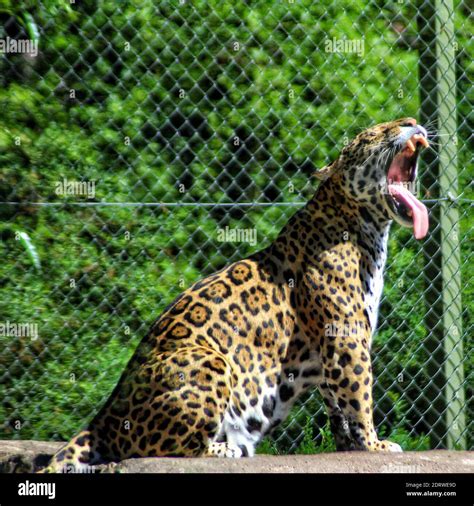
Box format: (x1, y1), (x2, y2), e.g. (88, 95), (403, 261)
(37, 428), (104, 473)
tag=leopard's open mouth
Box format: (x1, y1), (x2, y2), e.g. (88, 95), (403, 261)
(384, 133), (429, 240)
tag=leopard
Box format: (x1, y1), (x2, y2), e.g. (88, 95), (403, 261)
(39, 117), (430, 472)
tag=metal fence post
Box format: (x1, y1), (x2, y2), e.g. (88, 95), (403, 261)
(419, 0), (446, 449)
(436, 0), (466, 450)
(419, 0), (466, 449)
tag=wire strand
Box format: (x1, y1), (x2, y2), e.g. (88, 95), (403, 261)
(0, 198), (472, 207)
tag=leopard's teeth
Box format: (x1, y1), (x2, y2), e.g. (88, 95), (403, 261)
(412, 133), (429, 149)
(406, 139), (415, 153)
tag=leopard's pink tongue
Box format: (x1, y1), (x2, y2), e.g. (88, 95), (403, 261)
(388, 184), (429, 240)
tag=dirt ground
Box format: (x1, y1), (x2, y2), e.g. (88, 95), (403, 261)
(0, 440), (472, 473)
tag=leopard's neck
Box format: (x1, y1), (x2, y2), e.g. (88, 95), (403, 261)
(270, 177), (392, 336)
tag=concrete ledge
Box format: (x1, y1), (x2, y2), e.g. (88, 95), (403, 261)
(0, 440), (472, 473)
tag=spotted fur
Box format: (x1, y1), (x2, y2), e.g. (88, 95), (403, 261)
(39, 118), (426, 472)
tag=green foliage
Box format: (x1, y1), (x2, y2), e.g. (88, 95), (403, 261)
(294, 417), (320, 455)
(257, 418), (335, 455)
(295, 418), (336, 455)
(381, 427), (430, 452)
(378, 392), (430, 451)
(0, 0), (471, 452)
(256, 438), (280, 456)
(15, 230), (41, 271)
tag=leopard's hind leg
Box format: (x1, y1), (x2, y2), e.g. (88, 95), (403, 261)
(90, 346), (235, 459)
(38, 429), (106, 473)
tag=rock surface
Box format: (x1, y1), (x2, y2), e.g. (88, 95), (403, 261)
(0, 440), (472, 473)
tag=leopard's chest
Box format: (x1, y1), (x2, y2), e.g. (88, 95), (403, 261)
(357, 221), (391, 336)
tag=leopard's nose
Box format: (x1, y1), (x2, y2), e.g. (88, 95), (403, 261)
(415, 125), (428, 138)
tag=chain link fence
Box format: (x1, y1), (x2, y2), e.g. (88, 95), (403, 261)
(0, 1), (472, 453)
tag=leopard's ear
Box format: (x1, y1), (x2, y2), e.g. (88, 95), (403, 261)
(314, 161), (337, 181)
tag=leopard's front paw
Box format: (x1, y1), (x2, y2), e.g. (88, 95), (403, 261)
(205, 442), (243, 458)
(378, 440), (403, 452)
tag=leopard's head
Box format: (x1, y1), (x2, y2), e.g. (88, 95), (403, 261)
(319, 118), (430, 239)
